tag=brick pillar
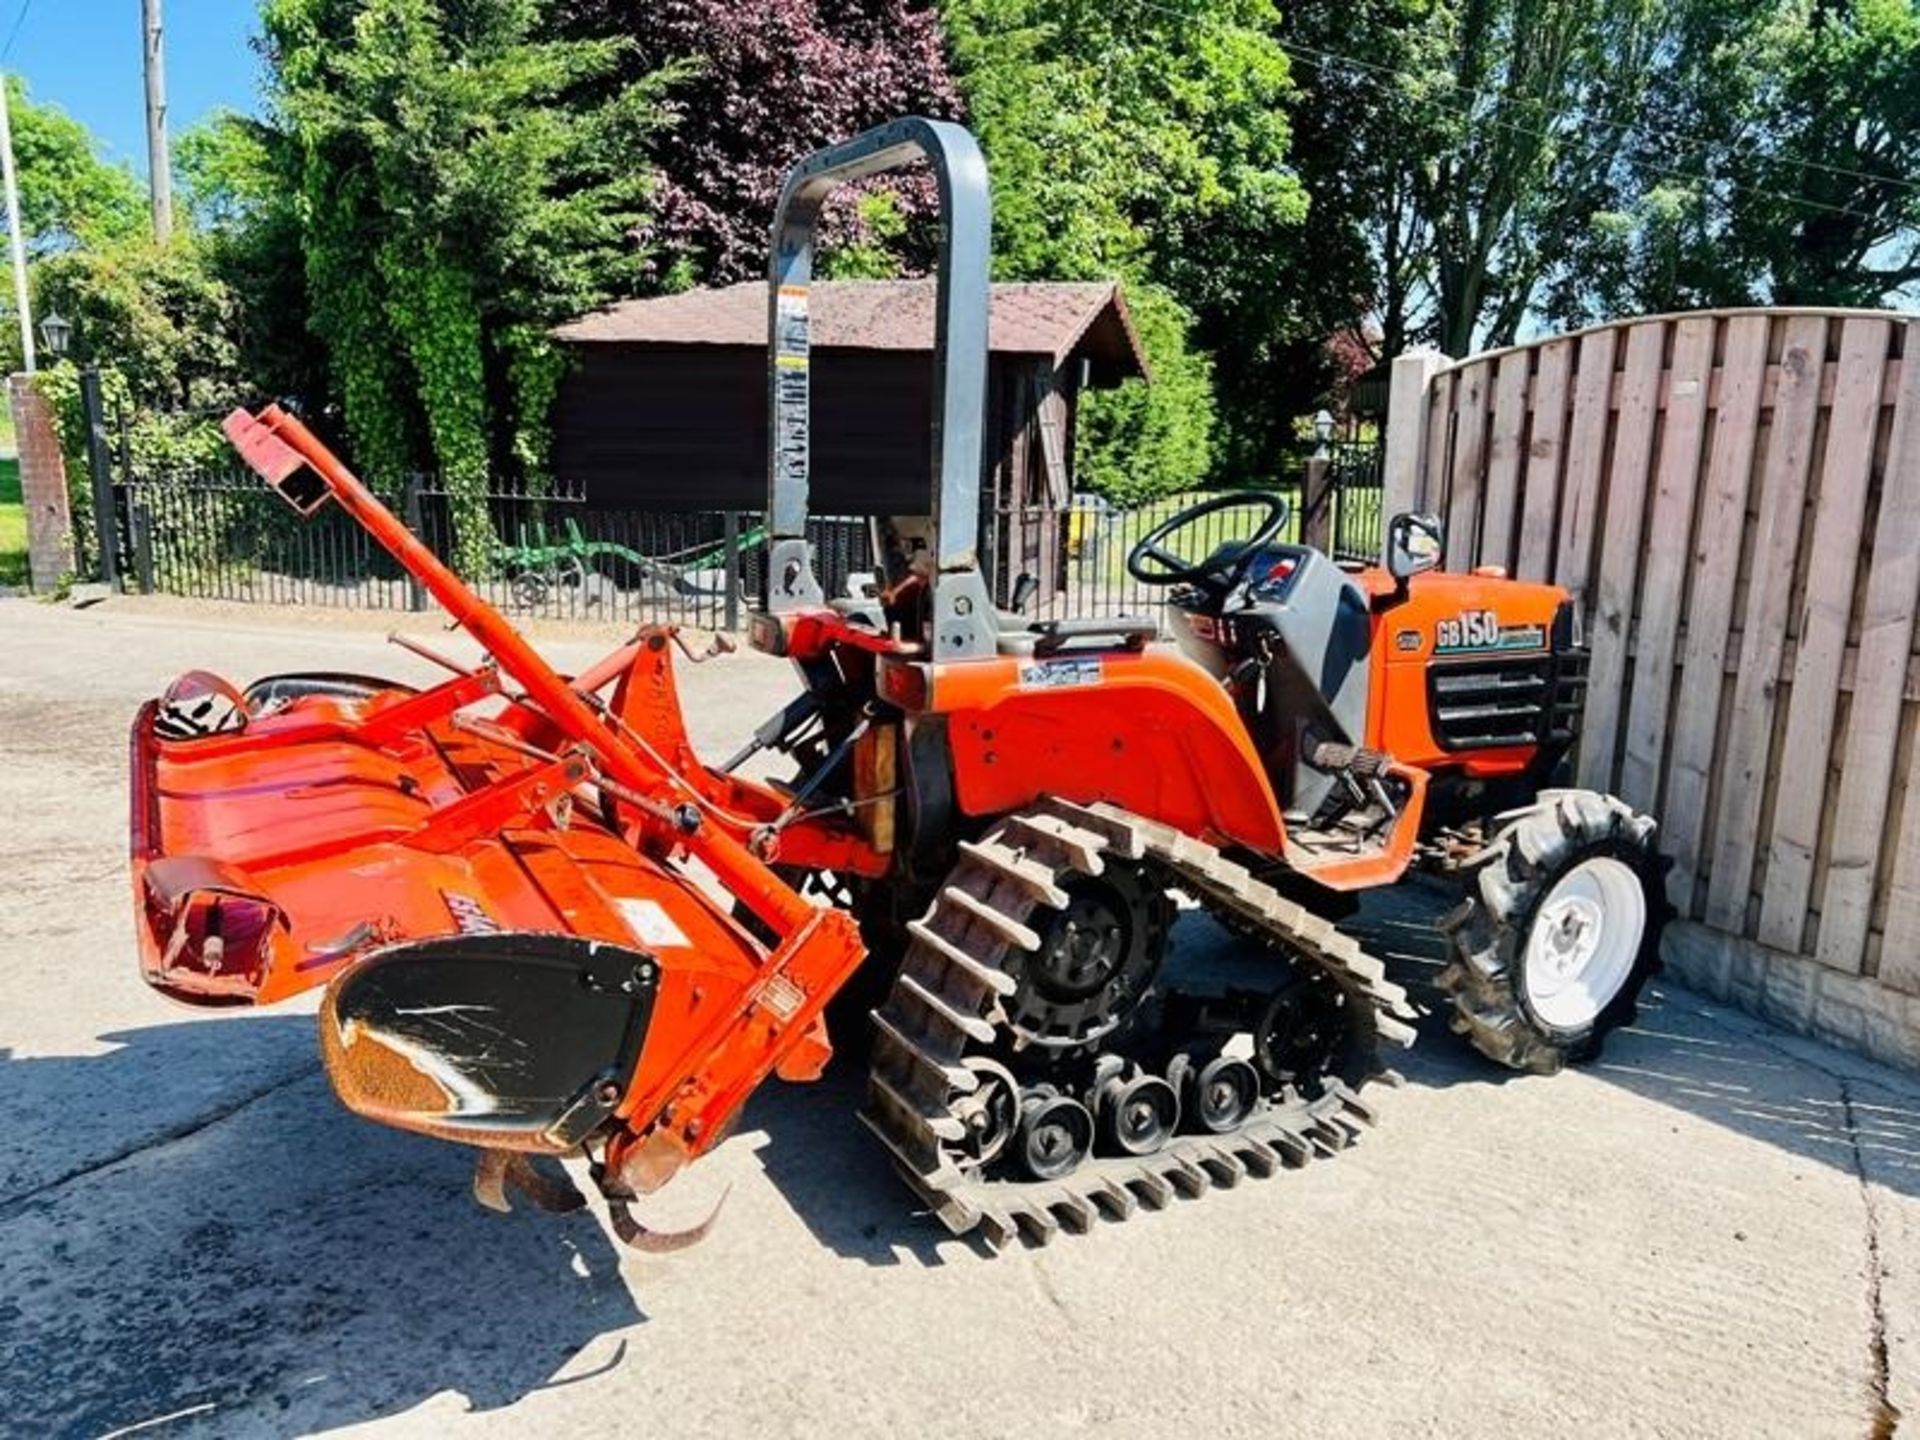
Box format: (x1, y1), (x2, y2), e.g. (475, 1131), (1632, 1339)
(9, 375), (74, 591)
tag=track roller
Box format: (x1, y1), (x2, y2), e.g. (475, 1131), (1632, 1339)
(1097, 1071), (1180, 1157)
(1017, 1089), (1095, 1180)
(1176, 1054), (1260, 1134)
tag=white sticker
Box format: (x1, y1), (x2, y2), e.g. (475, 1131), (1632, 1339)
(441, 891), (501, 935)
(617, 898), (693, 950)
(1018, 656), (1104, 689)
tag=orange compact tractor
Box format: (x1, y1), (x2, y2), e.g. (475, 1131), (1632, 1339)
(131, 119), (1667, 1248)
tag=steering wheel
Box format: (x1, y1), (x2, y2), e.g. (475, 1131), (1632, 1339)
(1126, 491), (1291, 587)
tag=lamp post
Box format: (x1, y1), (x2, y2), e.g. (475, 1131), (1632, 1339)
(1313, 408), (1336, 459)
(39, 311), (71, 362)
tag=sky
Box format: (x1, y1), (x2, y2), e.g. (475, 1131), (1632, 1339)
(3, 0), (264, 174)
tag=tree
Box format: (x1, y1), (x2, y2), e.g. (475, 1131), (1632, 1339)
(1278, 0), (1440, 365)
(1282, 0), (1668, 354)
(554, 0), (963, 286)
(943, 0), (1311, 497)
(261, 0), (678, 567)
(1283, 0), (1920, 359)
(33, 240), (239, 412)
(1560, 0), (1920, 319)
(174, 111), (328, 406)
(4, 76), (146, 259)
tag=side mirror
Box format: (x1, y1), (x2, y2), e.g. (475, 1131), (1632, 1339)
(1387, 512), (1444, 583)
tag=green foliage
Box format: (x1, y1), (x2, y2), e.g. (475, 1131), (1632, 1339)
(0, 458), (26, 587)
(3, 76), (146, 259)
(176, 111), (277, 232)
(261, 0), (678, 561)
(33, 239), (241, 411)
(28, 239), (239, 565)
(1076, 286), (1217, 506)
(379, 235), (492, 571)
(818, 192), (912, 281)
(175, 112), (333, 409)
(1287, 0), (1920, 354)
(943, 0), (1306, 496)
(1551, 0), (1920, 318)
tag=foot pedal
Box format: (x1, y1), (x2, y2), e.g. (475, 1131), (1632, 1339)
(1309, 741), (1390, 777)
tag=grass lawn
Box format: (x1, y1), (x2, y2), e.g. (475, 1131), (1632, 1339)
(0, 457), (27, 586)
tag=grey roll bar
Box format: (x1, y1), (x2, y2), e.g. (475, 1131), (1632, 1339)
(761, 116), (999, 660)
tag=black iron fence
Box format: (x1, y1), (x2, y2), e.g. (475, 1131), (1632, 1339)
(117, 474), (875, 629)
(1327, 438), (1385, 564)
(986, 491), (1304, 623)
(107, 455), (1383, 632)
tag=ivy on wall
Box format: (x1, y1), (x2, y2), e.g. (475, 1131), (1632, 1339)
(262, 0), (675, 566)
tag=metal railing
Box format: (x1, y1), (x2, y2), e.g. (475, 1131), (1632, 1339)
(985, 492), (1303, 622)
(119, 476), (868, 629)
(1327, 439), (1385, 564)
(112, 471), (1390, 632)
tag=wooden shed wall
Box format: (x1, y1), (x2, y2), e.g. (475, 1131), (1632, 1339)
(553, 344), (1053, 518)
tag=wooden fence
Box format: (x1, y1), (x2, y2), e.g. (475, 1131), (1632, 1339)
(1384, 308), (1920, 1062)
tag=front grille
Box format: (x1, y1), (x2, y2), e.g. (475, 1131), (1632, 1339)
(1428, 646), (1588, 751)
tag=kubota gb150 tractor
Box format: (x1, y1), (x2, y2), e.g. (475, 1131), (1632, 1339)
(130, 119), (1667, 1249)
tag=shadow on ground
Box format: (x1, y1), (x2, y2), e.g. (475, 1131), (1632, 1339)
(4, 897), (1915, 1435)
(1348, 882), (1920, 1200)
(756, 895), (1919, 1266)
(0, 1019), (643, 1438)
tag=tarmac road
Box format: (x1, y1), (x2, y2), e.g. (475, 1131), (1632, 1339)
(1, 595), (1915, 1439)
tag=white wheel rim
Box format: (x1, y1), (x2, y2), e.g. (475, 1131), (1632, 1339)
(1520, 856), (1646, 1031)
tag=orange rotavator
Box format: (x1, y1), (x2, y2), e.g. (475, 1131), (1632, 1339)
(130, 119), (1668, 1250)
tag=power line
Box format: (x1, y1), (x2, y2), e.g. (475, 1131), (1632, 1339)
(0, 0), (36, 63)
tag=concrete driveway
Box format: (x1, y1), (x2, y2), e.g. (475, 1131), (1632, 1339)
(1, 596), (1915, 1439)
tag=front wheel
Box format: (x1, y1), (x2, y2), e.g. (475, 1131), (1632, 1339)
(1437, 791), (1671, 1074)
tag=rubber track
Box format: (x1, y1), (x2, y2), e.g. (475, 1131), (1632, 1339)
(860, 797), (1419, 1248)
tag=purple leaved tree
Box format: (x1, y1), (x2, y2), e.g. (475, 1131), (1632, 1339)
(563, 0), (962, 284)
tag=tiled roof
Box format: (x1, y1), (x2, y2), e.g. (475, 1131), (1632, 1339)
(553, 279), (1149, 381)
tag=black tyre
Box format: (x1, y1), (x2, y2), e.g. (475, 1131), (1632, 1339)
(1437, 789), (1671, 1074)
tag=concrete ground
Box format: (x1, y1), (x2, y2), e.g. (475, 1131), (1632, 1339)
(1, 594), (1915, 1440)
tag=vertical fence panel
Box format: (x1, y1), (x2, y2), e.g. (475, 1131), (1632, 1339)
(1620, 315), (1714, 813)
(1515, 337), (1573, 580)
(1384, 350), (1450, 523)
(1553, 326), (1620, 605)
(1444, 361), (1490, 564)
(1755, 318), (1892, 953)
(1817, 322), (1920, 972)
(1421, 369), (1456, 514)
(1412, 309), (1919, 1058)
(1663, 314), (1770, 909)
(1577, 320), (1667, 792)
(1479, 348), (1532, 570)
(1705, 314), (1830, 932)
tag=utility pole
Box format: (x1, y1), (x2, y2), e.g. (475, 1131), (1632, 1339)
(142, 0), (173, 240)
(0, 74), (34, 372)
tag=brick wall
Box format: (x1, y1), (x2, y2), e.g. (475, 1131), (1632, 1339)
(8, 375), (73, 591)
